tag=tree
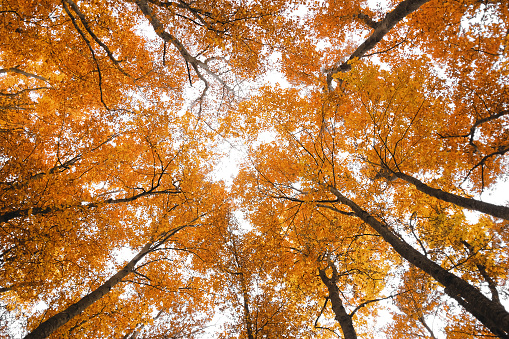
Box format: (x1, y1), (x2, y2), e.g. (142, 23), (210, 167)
(234, 76), (508, 336)
(231, 0), (508, 335)
(1, 0), (298, 336)
(232, 171), (399, 338)
(23, 187), (228, 338)
(385, 266), (442, 339)
(2, 0), (509, 337)
(195, 212), (324, 339)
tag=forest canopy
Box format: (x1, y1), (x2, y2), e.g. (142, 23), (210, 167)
(1, 0), (508, 338)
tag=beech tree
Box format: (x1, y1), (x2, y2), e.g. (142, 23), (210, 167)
(194, 212), (325, 339)
(1, 0), (508, 338)
(1, 0), (298, 336)
(232, 0), (508, 337)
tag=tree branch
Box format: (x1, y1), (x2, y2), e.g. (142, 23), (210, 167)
(0, 67), (50, 83)
(325, 0), (431, 88)
(462, 241), (501, 304)
(391, 171), (509, 220)
(62, 0), (131, 77)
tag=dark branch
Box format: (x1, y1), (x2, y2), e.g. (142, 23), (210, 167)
(325, 0), (431, 88)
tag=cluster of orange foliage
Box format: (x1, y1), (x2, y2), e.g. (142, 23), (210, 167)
(1, 0), (508, 338)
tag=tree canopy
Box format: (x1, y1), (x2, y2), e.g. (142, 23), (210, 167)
(1, 0), (508, 338)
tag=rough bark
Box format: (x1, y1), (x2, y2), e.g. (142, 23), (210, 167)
(393, 171), (509, 220)
(0, 206), (56, 224)
(134, 0), (195, 64)
(326, 0), (431, 87)
(318, 267), (357, 339)
(24, 241), (154, 339)
(327, 186), (509, 338)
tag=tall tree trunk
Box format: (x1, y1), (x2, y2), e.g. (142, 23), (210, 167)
(327, 186), (509, 338)
(393, 171), (509, 220)
(318, 267), (357, 339)
(24, 241), (154, 339)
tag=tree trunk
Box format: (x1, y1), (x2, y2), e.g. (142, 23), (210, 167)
(24, 241), (154, 339)
(393, 171), (509, 220)
(327, 186), (509, 338)
(318, 268), (357, 339)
